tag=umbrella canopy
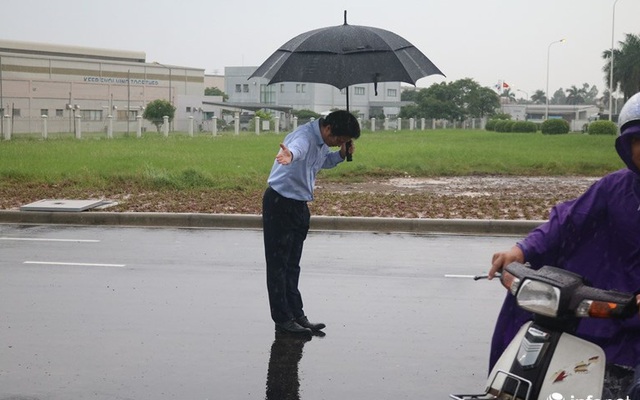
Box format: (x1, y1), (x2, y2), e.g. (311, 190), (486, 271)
(250, 11), (445, 93)
(251, 11), (444, 162)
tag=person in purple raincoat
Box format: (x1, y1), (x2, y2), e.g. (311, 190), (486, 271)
(488, 92), (640, 398)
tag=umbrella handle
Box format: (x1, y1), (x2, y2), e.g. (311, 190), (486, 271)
(346, 141), (353, 162)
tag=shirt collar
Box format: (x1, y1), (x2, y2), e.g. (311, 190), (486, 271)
(312, 120), (325, 146)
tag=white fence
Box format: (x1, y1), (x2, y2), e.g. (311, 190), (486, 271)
(1, 115), (487, 140)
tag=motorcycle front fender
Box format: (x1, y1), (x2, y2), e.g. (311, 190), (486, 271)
(487, 322), (606, 400)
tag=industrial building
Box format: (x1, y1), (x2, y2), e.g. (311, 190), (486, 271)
(0, 39), (218, 134)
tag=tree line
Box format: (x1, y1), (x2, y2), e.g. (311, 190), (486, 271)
(400, 32), (640, 121)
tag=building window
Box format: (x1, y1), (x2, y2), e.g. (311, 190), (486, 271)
(116, 110), (126, 120)
(387, 89), (397, 97)
(260, 84), (276, 104)
(243, 84), (249, 93)
(81, 110), (103, 121)
(56, 109), (64, 117)
(280, 84), (285, 93)
(186, 107), (192, 113)
(40, 109), (49, 116)
(235, 84), (242, 93)
(354, 87), (365, 95)
(12, 109), (21, 117)
(296, 84), (306, 93)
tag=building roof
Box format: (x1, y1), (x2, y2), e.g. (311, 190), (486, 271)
(0, 39), (146, 63)
(524, 104), (598, 111)
(202, 101), (293, 113)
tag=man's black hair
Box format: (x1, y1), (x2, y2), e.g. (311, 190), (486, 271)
(321, 110), (361, 139)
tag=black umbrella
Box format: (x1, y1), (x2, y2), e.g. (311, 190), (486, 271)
(250, 11), (445, 160)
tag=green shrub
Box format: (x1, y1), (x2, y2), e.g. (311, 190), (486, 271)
(292, 109), (321, 120)
(587, 120), (617, 135)
(494, 120), (509, 132)
(541, 119), (570, 134)
(485, 119), (498, 131)
(486, 114), (513, 131)
(512, 121), (538, 133)
(492, 113), (512, 120)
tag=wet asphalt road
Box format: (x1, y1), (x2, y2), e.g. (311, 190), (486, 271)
(0, 224), (519, 400)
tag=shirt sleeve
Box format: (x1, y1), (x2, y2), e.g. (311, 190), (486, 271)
(287, 134), (311, 163)
(322, 150), (344, 169)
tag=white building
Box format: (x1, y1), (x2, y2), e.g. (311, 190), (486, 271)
(501, 103), (599, 132)
(224, 66), (406, 121)
(0, 39), (223, 134)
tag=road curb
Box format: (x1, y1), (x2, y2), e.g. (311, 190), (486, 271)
(0, 210), (542, 236)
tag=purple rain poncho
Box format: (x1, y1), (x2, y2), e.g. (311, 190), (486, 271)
(489, 124), (640, 370)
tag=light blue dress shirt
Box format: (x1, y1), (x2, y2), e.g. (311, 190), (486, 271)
(267, 120), (344, 201)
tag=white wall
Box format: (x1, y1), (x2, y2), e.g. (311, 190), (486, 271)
(225, 66), (403, 119)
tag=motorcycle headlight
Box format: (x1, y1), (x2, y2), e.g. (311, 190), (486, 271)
(516, 279), (561, 317)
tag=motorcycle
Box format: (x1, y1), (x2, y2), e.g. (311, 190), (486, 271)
(450, 262), (638, 400)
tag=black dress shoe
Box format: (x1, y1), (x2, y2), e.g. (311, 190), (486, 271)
(295, 316), (326, 331)
(311, 330), (326, 338)
(275, 320), (312, 335)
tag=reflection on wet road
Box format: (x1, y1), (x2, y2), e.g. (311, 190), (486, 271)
(266, 331), (318, 400)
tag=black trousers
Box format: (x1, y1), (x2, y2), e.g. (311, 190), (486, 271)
(262, 187), (310, 324)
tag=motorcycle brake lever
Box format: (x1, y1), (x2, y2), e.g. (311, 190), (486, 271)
(473, 273), (501, 281)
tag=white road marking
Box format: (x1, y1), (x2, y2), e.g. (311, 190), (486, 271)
(444, 274), (478, 279)
(24, 261), (125, 268)
(0, 237), (99, 243)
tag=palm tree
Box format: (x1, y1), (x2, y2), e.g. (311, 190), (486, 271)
(550, 88), (567, 105)
(603, 33), (640, 101)
(565, 85), (586, 105)
(581, 83), (599, 104)
(501, 88), (516, 103)
(531, 90), (547, 104)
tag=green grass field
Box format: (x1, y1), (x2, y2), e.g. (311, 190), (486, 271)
(0, 130), (624, 191)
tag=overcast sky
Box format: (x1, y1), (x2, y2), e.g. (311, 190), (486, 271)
(2, 0), (638, 100)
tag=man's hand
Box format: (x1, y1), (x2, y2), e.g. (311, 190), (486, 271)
(340, 141), (355, 159)
(489, 246), (525, 280)
(276, 143), (292, 165)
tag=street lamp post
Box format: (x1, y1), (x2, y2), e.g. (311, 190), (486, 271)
(127, 69), (130, 135)
(0, 55), (4, 138)
(153, 61), (173, 132)
(545, 39), (566, 120)
(516, 89), (529, 102)
(153, 61), (172, 105)
(609, 0), (620, 121)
